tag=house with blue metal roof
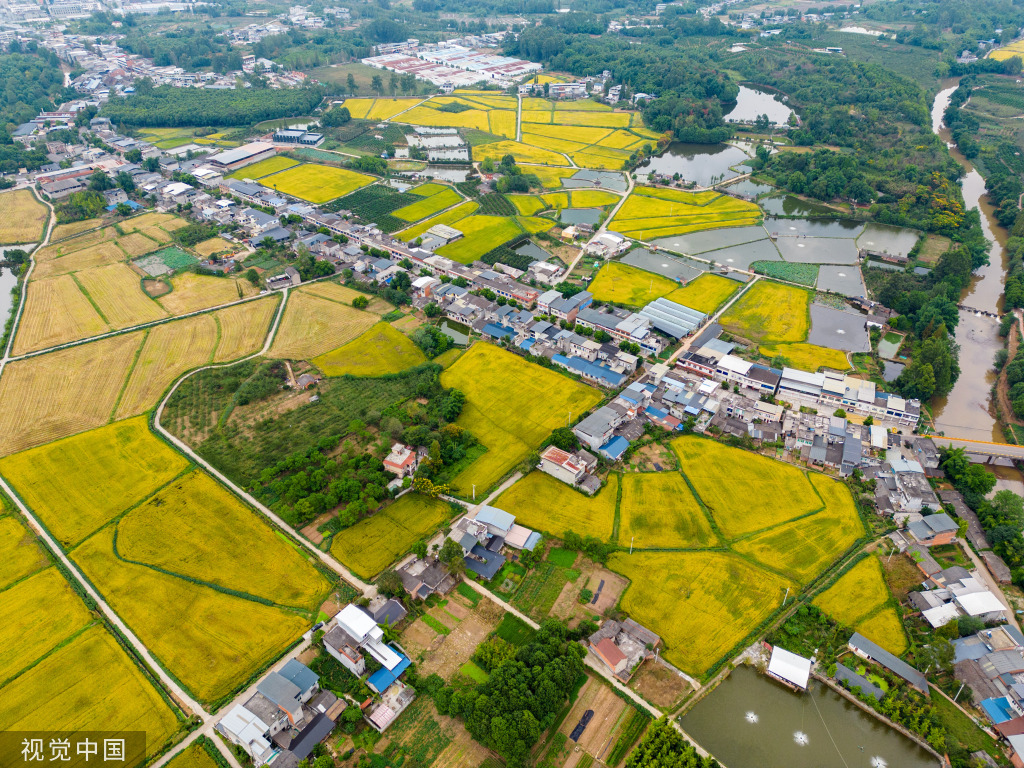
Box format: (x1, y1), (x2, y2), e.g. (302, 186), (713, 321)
(599, 435), (630, 461)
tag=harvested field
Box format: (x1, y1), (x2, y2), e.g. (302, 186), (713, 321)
(35, 227), (116, 261)
(313, 322), (426, 377)
(156, 272), (254, 315)
(0, 416), (190, 548)
(589, 262), (680, 307)
(73, 525), (310, 704)
(298, 281), (376, 308)
(759, 342), (850, 372)
(76, 263), (167, 329)
(0, 332), (141, 456)
(0, 568), (93, 683)
(125, 212), (187, 232)
(213, 296), (279, 362)
(0, 189), (47, 244)
(117, 470), (331, 609)
(672, 437), (821, 537)
(441, 344), (602, 495)
(608, 550), (794, 677)
(0, 516), (47, 588)
(331, 494), (453, 580)
(51, 218), (104, 242)
(115, 315), (218, 419)
(720, 281), (810, 344)
(115, 232), (161, 257)
(33, 241), (125, 279)
(193, 237), (237, 257)
(0, 625), (180, 753)
(619, 472), (717, 548)
(269, 289), (378, 360)
(559, 677), (629, 763)
(495, 473), (617, 541)
(629, 661), (693, 711)
(263, 164), (375, 203)
(664, 273), (740, 314)
(11, 274), (108, 354)
(416, 597), (503, 679)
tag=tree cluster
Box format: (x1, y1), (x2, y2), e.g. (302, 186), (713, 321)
(101, 85), (324, 127)
(433, 620), (587, 767)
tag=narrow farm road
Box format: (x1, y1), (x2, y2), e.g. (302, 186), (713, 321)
(153, 287), (375, 598)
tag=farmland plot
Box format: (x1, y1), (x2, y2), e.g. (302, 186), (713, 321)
(156, 272), (256, 315)
(213, 296), (280, 362)
(75, 263), (167, 329)
(0, 515), (48, 589)
(0, 189), (47, 244)
(331, 494), (453, 579)
(12, 274), (109, 354)
(269, 289), (378, 360)
(0, 332), (141, 456)
(619, 472), (717, 549)
(719, 281), (811, 344)
(441, 344), (602, 495)
(313, 322), (426, 377)
(0, 416), (190, 547)
(495, 472), (617, 542)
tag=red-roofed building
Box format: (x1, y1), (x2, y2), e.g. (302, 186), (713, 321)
(383, 443), (418, 478)
(593, 638), (627, 676)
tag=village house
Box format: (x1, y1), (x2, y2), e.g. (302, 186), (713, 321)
(537, 445), (601, 495)
(587, 619), (661, 682)
(383, 443), (418, 478)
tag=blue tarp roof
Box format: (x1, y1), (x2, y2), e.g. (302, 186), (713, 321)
(367, 648), (411, 693)
(599, 436), (629, 460)
(519, 338), (536, 351)
(982, 697), (1016, 724)
(482, 323), (514, 339)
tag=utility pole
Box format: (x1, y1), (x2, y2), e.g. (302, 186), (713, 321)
(782, 586), (790, 606)
(472, 484), (475, 501)
(630, 536), (634, 554)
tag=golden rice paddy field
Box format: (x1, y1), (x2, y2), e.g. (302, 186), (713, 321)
(398, 201), (479, 241)
(441, 344), (602, 495)
(392, 185), (462, 222)
(0, 416), (190, 548)
(76, 263), (168, 328)
(0, 189), (48, 244)
(261, 164), (375, 204)
(990, 39), (1024, 61)
(193, 237), (238, 258)
(116, 469), (331, 609)
(0, 625), (181, 753)
(664, 273), (740, 314)
(618, 472), (718, 549)
(435, 215), (530, 264)
(74, 524), (312, 704)
(313, 322), (426, 377)
(720, 280), (811, 344)
(608, 187), (761, 240)
(331, 494), (453, 580)
(758, 342), (850, 372)
(0, 515), (48, 589)
(269, 288), (378, 360)
(473, 140), (568, 167)
(0, 298), (279, 456)
(156, 272), (258, 315)
(588, 262), (680, 307)
(164, 743), (221, 768)
(610, 551), (794, 676)
(494, 471), (617, 542)
(672, 436), (822, 537)
(50, 218), (104, 242)
(225, 155), (299, 181)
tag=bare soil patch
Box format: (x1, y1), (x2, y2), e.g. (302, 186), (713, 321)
(550, 561), (628, 623)
(142, 278), (170, 298)
(559, 677), (628, 762)
(627, 442), (677, 472)
(401, 618), (442, 659)
(628, 660), (693, 711)
(418, 599), (502, 679)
